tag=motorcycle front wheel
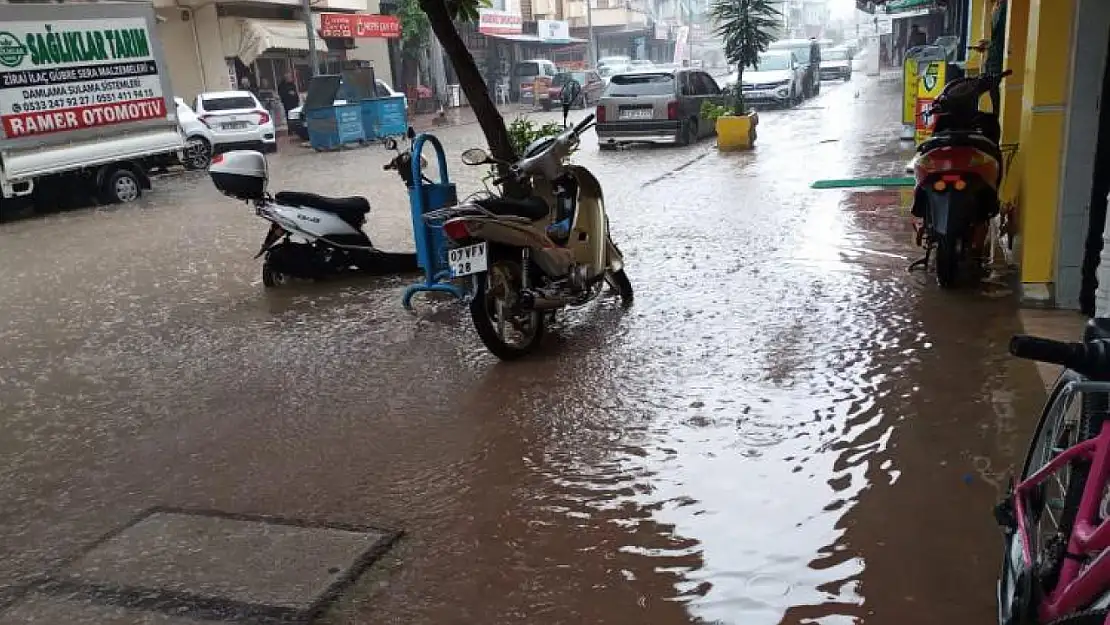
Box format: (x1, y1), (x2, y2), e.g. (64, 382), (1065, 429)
(470, 259), (545, 360)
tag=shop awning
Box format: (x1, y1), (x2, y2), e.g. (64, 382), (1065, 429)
(484, 32), (588, 44)
(224, 17), (329, 66)
(884, 0), (937, 12)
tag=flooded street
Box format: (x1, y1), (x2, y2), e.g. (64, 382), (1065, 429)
(0, 73), (1048, 624)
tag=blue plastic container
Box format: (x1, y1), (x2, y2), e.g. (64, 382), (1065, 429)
(306, 103), (365, 151)
(360, 95), (408, 140)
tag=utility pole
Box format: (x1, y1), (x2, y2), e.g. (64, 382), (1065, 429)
(302, 0), (319, 75)
(586, 0), (596, 67)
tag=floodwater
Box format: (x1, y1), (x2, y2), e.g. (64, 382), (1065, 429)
(0, 71), (1048, 624)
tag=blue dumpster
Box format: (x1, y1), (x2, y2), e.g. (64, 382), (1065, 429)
(360, 95), (408, 140)
(306, 103), (364, 151)
(302, 74), (365, 151)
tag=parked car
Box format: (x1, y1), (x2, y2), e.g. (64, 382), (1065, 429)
(820, 46), (853, 81)
(595, 67), (725, 148)
(514, 59), (558, 103)
(598, 55), (631, 69)
(540, 70), (605, 110)
(174, 97), (215, 170)
(598, 63), (632, 85)
(286, 79), (407, 141)
(735, 50), (806, 108)
(768, 38), (822, 98)
(194, 90), (277, 153)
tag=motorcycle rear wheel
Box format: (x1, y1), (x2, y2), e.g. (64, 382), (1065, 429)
(470, 259), (545, 360)
(935, 235), (960, 288)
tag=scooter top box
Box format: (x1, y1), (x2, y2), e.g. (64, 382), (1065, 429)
(210, 151), (269, 200)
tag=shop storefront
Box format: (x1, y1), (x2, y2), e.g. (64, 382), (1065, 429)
(155, 5), (395, 125)
(465, 11), (588, 101)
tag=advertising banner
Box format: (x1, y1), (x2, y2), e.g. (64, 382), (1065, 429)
(673, 25), (690, 65)
(0, 17), (168, 139)
(901, 57), (917, 126)
(914, 60), (945, 144)
(478, 9), (523, 35)
(537, 20), (570, 42)
(319, 13), (401, 39)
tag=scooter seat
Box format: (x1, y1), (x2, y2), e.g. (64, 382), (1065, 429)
(918, 131), (1000, 160)
(476, 196), (550, 221)
(275, 191), (371, 221)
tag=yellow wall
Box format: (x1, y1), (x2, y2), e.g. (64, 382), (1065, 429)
(998, 0), (1031, 203)
(1018, 0), (1076, 286)
(967, 0), (989, 72)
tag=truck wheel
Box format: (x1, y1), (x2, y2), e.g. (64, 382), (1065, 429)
(102, 169), (142, 204)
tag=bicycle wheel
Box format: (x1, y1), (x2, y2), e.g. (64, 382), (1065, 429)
(999, 369), (1099, 625)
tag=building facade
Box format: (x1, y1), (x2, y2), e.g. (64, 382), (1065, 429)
(152, 0), (395, 107)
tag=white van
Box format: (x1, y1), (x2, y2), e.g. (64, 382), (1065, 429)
(514, 59), (557, 103)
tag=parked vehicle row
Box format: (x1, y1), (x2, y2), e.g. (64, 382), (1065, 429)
(209, 79), (632, 361)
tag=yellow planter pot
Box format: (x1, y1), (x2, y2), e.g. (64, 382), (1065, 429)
(716, 112), (758, 150)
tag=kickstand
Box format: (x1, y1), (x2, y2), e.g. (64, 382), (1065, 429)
(908, 245), (931, 273)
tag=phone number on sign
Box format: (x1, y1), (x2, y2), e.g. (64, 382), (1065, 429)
(11, 89), (158, 113)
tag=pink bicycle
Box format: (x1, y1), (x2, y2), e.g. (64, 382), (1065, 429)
(999, 329), (1110, 625)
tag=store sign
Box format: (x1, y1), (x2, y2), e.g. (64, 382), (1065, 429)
(0, 17), (169, 138)
(537, 19), (569, 41)
(478, 9), (523, 35)
(319, 13), (401, 39)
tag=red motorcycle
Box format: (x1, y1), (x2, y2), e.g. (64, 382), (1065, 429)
(909, 69), (1012, 287)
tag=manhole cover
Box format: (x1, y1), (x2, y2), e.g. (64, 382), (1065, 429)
(37, 507), (399, 624)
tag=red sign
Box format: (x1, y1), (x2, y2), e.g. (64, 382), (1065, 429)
(477, 9), (523, 35)
(3, 98), (166, 138)
(319, 13), (401, 39)
(914, 97), (935, 143)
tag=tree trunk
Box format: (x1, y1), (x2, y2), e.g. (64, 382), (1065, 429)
(734, 65), (745, 115)
(419, 0), (516, 164)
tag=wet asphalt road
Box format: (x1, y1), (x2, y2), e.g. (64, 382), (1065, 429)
(0, 73), (1049, 624)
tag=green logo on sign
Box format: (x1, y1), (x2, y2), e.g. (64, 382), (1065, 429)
(922, 64), (939, 92)
(0, 32), (28, 68)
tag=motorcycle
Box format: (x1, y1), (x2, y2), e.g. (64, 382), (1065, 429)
(909, 69), (1012, 288)
(424, 80), (633, 360)
(208, 144), (418, 287)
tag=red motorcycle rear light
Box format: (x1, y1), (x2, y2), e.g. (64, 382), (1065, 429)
(443, 220), (469, 240)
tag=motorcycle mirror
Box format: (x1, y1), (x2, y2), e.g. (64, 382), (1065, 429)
(461, 148), (490, 166)
(383, 137), (398, 151)
(406, 126), (416, 140)
(561, 79), (582, 123)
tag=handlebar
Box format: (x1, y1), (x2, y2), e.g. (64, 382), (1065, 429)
(1010, 335), (1110, 379)
(573, 113), (596, 136)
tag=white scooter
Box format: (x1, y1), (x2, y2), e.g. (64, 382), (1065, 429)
(209, 150), (417, 287)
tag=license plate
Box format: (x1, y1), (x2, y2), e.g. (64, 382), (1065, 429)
(448, 242), (488, 277)
(222, 121), (249, 130)
(619, 108), (652, 120)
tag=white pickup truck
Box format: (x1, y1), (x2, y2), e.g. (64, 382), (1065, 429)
(0, 2), (184, 214)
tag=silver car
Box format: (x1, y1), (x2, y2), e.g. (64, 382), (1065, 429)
(594, 68), (725, 148)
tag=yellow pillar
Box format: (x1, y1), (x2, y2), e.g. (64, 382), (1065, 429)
(966, 0), (989, 73)
(1017, 0), (1075, 290)
(999, 0), (1031, 203)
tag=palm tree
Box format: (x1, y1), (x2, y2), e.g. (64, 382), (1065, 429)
(710, 0), (780, 115)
